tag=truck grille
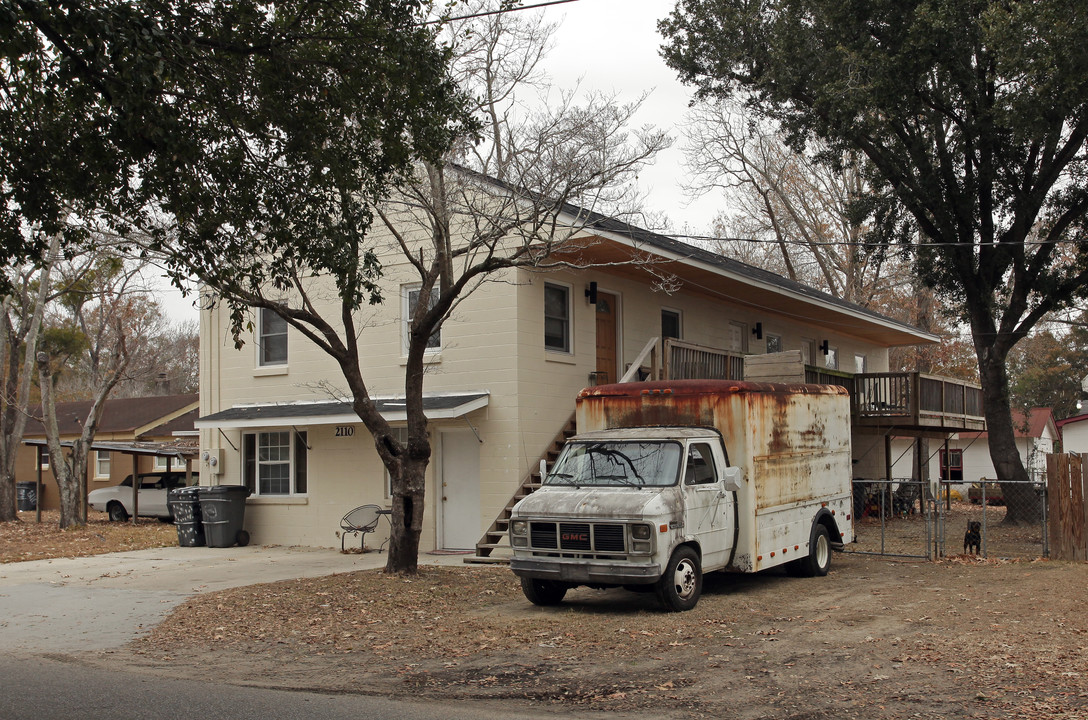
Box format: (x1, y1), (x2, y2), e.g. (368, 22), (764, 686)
(528, 521), (626, 553)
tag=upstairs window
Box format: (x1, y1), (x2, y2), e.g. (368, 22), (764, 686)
(258, 308), (288, 366)
(403, 285), (441, 354)
(544, 283), (571, 353)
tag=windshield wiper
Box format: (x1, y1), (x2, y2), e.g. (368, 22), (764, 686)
(593, 474), (641, 487)
(545, 472), (576, 485)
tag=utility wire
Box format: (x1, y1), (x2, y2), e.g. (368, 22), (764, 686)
(424, 0), (581, 25)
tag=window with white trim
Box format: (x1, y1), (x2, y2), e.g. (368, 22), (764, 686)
(825, 346), (839, 370)
(242, 430), (309, 495)
(153, 455), (170, 471)
(765, 334), (782, 353)
(94, 451), (111, 479)
(258, 307), (288, 366)
(544, 282), (571, 353)
(855, 354), (868, 373)
(39, 446), (49, 469)
(402, 285), (441, 354)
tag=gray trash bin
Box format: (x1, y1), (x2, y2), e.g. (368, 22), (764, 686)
(169, 486), (206, 547)
(199, 485), (252, 548)
(16, 481), (37, 511)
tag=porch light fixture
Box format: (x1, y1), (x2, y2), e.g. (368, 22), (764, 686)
(752, 322), (763, 340)
(819, 339), (830, 355)
(585, 281), (598, 305)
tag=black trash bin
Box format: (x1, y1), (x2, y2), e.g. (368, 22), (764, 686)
(199, 485), (252, 548)
(169, 486), (206, 547)
(16, 481), (37, 511)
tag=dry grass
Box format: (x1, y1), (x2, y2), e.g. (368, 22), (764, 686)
(0, 510), (177, 564)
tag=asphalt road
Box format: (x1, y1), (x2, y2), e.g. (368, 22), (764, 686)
(0, 654), (583, 720)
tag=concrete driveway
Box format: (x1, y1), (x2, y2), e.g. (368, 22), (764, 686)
(0, 546), (467, 653)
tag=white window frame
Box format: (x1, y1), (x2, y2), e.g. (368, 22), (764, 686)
(257, 307), (288, 367)
(39, 446), (49, 470)
(825, 346), (839, 370)
(402, 284), (441, 355)
(94, 451), (111, 479)
(543, 281), (572, 354)
(153, 455), (170, 471)
(661, 308), (682, 340)
(855, 353), (868, 374)
(243, 429), (309, 496)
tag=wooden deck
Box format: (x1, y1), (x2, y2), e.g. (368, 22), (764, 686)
(807, 369), (985, 433)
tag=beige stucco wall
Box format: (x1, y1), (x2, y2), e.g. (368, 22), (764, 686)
(199, 231), (902, 550)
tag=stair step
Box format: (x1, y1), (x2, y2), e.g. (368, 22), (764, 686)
(463, 555), (510, 565)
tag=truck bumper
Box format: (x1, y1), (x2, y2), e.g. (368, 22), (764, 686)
(510, 557), (661, 585)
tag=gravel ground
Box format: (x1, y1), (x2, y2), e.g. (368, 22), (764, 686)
(103, 551), (1088, 720)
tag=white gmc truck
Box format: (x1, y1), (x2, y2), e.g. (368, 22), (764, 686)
(509, 380), (854, 611)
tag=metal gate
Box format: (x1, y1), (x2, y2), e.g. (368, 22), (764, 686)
(848, 478), (1048, 560)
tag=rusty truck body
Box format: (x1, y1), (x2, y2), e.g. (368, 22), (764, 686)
(508, 380), (854, 611)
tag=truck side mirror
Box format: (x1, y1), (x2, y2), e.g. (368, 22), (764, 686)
(540, 459), (548, 482)
(721, 466), (742, 492)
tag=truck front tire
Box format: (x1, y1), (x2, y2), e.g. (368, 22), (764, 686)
(656, 546), (702, 612)
(793, 524), (832, 577)
(520, 577), (568, 606)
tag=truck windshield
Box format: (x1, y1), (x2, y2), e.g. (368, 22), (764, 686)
(545, 441), (682, 487)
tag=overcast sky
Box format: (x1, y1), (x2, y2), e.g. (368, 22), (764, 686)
(160, 0), (717, 321)
(536, 0), (719, 232)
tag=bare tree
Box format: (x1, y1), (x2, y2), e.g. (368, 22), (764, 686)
(0, 235), (60, 521)
(683, 100), (907, 311)
(35, 254), (137, 528)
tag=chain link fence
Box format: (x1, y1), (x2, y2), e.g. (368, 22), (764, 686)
(849, 478), (1048, 560)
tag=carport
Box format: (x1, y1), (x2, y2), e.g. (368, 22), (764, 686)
(22, 438), (198, 524)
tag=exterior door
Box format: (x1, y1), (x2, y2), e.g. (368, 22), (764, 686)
(440, 429), (481, 550)
(595, 291), (618, 384)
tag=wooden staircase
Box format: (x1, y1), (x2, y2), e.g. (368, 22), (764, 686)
(464, 415), (577, 564)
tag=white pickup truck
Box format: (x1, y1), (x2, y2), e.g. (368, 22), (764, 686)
(509, 380), (854, 611)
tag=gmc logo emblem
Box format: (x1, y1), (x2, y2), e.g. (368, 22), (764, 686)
(562, 532), (589, 543)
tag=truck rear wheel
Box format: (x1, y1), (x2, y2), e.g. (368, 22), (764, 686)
(793, 524), (832, 577)
(520, 577), (568, 606)
(656, 546), (702, 612)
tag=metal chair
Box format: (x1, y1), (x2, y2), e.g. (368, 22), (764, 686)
(339, 504), (389, 552)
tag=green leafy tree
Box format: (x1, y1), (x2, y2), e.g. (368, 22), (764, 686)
(662, 0), (1088, 522)
(1008, 315), (1088, 422)
(5, 2), (473, 562)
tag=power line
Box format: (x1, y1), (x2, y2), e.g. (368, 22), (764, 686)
(424, 0), (581, 25)
(670, 232), (1088, 249)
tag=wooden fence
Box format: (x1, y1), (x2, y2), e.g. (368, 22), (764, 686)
(1047, 454), (1087, 561)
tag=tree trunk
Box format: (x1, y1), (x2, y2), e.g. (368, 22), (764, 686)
(977, 350), (1039, 524)
(385, 457), (428, 574)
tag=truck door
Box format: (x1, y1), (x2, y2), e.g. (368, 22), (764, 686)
(682, 441), (734, 571)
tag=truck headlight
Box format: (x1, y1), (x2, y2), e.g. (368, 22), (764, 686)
(630, 524), (651, 540)
(511, 519), (527, 536)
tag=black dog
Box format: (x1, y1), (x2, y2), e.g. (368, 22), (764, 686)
(964, 521), (981, 555)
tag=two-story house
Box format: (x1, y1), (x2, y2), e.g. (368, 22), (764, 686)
(195, 199), (977, 552)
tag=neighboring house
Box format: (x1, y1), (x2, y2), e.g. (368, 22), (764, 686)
(1057, 414), (1088, 455)
(883, 407), (1057, 486)
(20, 394), (199, 511)
(195, 198), (978, 552)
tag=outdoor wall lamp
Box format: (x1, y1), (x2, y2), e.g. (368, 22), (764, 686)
(752, 322), (763, 340)
(819, 339), (830, 355)
(585, 281), (598, 305)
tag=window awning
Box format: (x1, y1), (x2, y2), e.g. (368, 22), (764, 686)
(194, 392), (490, 430)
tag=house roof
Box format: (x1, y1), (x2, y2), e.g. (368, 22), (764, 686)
(970, 408), (1055, 440)
(24, 394), (199, 438)
(451, 165), (937, 348)
(1056, 413), (1088, 429)
(195, 392), (490, 429)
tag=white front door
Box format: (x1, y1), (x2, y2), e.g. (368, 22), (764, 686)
(440, 429), (481, 550)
